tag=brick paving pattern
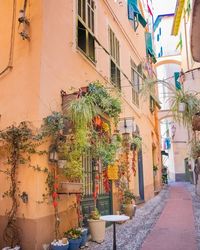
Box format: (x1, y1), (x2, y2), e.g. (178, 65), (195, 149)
(141, 183), (197, 250)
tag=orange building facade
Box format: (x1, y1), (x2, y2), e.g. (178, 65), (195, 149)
(0, 0), (162, 249)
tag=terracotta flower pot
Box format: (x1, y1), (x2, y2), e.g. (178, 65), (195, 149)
(88, 219), (106, 243)
(124, 204), (136, 219)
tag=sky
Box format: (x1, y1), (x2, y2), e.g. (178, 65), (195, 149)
(152, 0), (177, 19)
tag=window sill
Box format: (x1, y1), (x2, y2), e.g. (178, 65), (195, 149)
(76, 47), (96, 67)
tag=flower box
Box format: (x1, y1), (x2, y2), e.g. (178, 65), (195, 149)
(57, 182), (83, 194)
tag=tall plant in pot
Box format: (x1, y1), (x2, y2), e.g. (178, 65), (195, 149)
(122, 189), (136, 219)
(87, 208), (106, 243)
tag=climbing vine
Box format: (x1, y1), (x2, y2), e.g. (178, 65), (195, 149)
(0, 122), (37, 247)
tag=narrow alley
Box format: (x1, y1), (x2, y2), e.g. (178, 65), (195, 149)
(88, 183), (199, 250)
(1, 0), (200, 249)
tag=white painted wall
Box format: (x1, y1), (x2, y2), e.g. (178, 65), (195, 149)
(154, 16), (180, 57)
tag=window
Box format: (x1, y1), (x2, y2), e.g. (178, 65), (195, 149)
(157, 34), (159, 42)
(109, 27), (121, 89)
(77, 0), (95, 62)
(131, 60), (142, 106)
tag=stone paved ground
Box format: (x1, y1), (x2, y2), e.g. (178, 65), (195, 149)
(87, 186), (169, 250)
(141, 183), (197, 250)
(187, 183), (200, 249)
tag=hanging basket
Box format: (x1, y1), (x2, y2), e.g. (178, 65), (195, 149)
(178, 102), (186, 112)
(192, 113), (200, 131)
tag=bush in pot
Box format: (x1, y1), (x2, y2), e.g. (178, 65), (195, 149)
(123, 190), (136, 219)
(64, 228), (82, 250)
(88, 209), (106, 243)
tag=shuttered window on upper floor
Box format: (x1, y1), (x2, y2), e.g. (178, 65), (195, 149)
(77, 0), (95, 62)
(109, 27), (121, 89)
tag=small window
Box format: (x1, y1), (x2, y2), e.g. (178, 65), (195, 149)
(77, 0), (95, 62)
(109, 27), (121, 89)
(159, 27), (161, 36)
(157, 34), (159, 42)
(110, 60), (121, 89)
(131, 60), (141, 106)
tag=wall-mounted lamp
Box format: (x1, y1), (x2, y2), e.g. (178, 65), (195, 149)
(117, 117), (135, 134)
(20, 192), (28, 203)
(49, 144), (58, 163)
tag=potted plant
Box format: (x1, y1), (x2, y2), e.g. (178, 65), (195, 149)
(79, 227), (88, 248)
(50, 238), (69, 250)
(87, 208), (106, 243)
(123, 189), (136, 219)
(64, 228), (82, 250)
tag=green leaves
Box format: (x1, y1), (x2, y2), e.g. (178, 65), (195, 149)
(131, 136), (142, 151)
(88, 82), (121, 120)
(41, 111), (65, 138)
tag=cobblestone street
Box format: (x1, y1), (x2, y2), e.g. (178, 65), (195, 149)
(88, 183), (200, 250)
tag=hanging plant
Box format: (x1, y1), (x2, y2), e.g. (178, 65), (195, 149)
(41, 111), (65, 141)
(88, 81), (121, 123)
(171, 90), (200, 128)
(131, 135), (142, 151)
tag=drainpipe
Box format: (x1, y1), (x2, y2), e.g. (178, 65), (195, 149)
(183, 13), (190, 71)
(0, 0), (16, 77)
